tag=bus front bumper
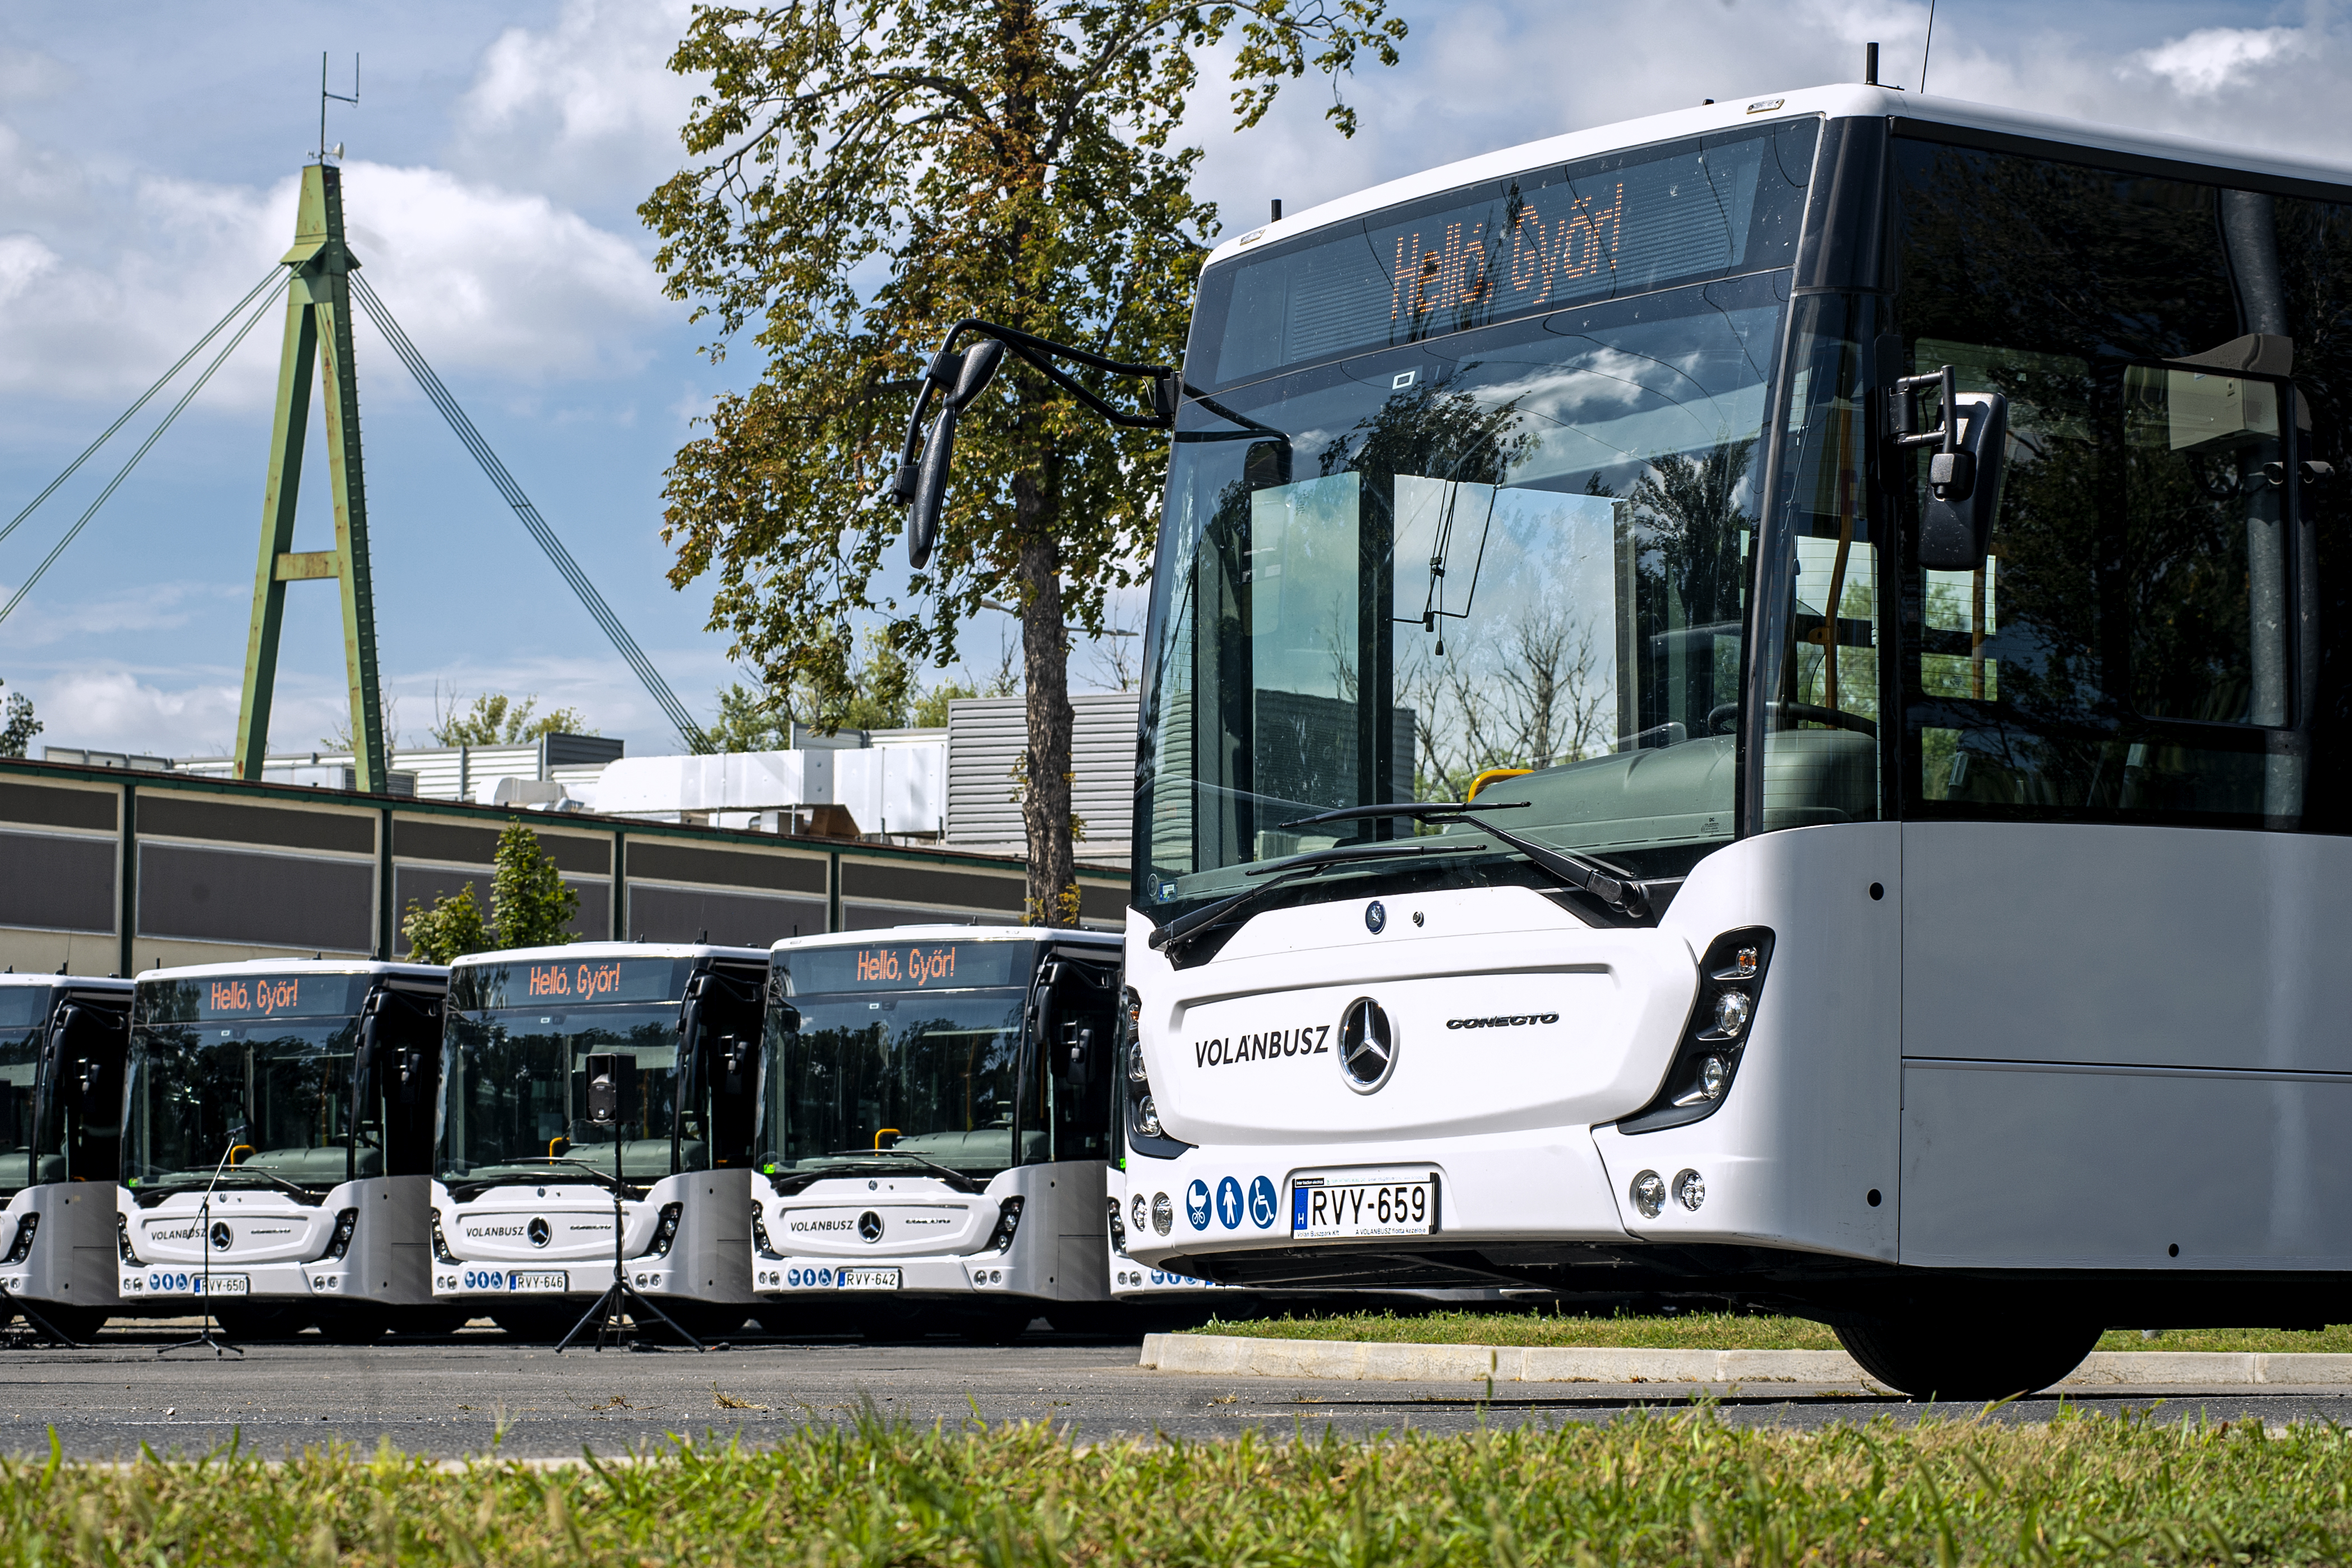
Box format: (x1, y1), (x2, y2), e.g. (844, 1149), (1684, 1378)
(753, 1251), (1031, 1300)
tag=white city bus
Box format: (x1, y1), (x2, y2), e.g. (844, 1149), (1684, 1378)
(750, 927), (1121, 1338)
(1105, 989), (1242, 1312)
(430, 943), (770, 1340)
(117, 960), (450, 1340)
(907, 84), (2352, 1396)
(0, 974), (133, 1340)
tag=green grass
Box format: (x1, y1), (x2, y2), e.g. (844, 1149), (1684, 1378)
(1188, 1308), (2352, 1355)
(10, 1410), (2352, 1565)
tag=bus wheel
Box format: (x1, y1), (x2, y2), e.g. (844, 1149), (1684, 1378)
(953, 1305), (1037, 1344)
(316, 1309), (391, 1345)
(1834, 1314), (2101, 1400)
(213, 1304), (312, 1341)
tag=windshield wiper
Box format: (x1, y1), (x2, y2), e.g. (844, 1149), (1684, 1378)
(822, 1149), (983, 1194)
(1291, 800), (1657, 920)
(448, 1160), (624, 1199)
(1146, 838), (1466, 958)
(179, 1166), (326, 1205)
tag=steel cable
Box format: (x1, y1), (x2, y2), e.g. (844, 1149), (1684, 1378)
(0, 265), (285, 554)
(347, 271), (708, 753)
(0, 280), (283, 628)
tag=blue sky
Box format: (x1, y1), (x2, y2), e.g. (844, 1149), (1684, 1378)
(0, 0), (2328, 759)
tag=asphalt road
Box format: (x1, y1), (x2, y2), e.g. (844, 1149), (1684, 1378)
(6, 1319), (2349, 1459)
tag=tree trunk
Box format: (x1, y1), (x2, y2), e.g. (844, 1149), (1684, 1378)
(1016, 510), (1075, 925)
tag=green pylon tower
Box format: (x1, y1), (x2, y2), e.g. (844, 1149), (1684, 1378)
(233, 162), (386, 791)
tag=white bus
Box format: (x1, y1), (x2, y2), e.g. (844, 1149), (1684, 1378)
(116, 960), (450, 1340)
(751, 927), (1121, 1338)
(1106, 986), (1244, 1313)
(903, 84), (2352, 1396)
(430, 943), (770, 1340)
(0, 974), (133, 1341)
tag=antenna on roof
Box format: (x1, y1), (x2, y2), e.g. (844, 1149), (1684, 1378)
(317, 52), (359, 163)
(1865, 41), (1879, 85)
(1919, 0), (1938, 94)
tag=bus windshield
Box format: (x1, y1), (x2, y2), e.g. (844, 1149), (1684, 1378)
(1136, 121), (1825, 921)
(758, 989), (1030, 1183)
(124, 981), (373, 1197)
(436, 1001), (688, 1189)
(0, 987), (53, 1197)
(1142, 258), (1796, 918)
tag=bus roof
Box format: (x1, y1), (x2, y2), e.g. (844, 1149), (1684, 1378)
(133, 957), (448, 986)
(0, 974), (131, 994)
(1205, 82), (2352, 270)
(770, 925), (1117, 955)
(447, 941), (769, 969)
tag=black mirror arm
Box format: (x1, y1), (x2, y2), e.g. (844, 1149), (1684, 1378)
(888, 316), (1176, 508)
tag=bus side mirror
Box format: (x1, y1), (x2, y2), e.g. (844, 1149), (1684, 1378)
(776, 1004), (801, 1034)
(1917, 392), (2008, 570)
(587, 1052), (635, 1125)
(905, 340), (1006, 570)
(1061, 1021), (1099, 1090)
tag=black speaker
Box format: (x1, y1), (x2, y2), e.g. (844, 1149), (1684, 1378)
(585, 1053), (637, 1126)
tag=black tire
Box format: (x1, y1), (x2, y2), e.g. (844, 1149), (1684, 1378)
(1835, 1314), (2102, 1400)
(490, 1303), (583, 1342)
(387, 1307), (473, 1339)
(18, 1304), (108, 1343)
(315, 1308), (391, 1345)
(213, 1303), (312, 1341)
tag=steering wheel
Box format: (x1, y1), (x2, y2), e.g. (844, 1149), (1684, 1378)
(1707, 702), (1879, 738)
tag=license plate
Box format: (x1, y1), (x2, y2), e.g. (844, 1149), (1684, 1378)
(1290, 1172), (1439, 1239)
(144, 1271), (251, 1296)
(508, 1271), (568, 1293)
(835, 1267), (901, 1290)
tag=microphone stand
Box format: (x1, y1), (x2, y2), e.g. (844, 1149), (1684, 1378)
(549, 1150), (701, 1354)
(157, 1135), (245, 1357)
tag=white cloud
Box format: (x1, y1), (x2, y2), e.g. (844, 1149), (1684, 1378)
(0, 151), (670, 408)
(2133, 26), (2303, 96)
(27, 668), (245, 758)
(451, 0), (702, 210)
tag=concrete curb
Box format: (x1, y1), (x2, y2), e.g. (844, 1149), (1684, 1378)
(1138, 1335), (2352, 1387)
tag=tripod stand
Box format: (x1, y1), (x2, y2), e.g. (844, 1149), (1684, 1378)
(158, 1137), (245, 1357)
(1, 1283), (82, 1348)
(548, 1151), (702, 1354)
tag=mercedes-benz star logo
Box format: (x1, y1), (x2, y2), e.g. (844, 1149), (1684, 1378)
(209, 1221), (232, 1251)
(1338, 998), (1396, 1092)
(1364, 900), (1387, 934)
(857, 1210), (884, 1243)
(527, 1217), (552, 1248)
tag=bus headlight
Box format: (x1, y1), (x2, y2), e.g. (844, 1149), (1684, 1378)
(751, 1201), (782, 1260)
(430, 1211), (459, 1264)
(1135, 1095), (1164, 1140)
(987, 1197), (1024, 1252)
(1127, 1043), (1150, 1084)
(324, 1209), (359, 1261)
(1618, 928), (1775, 1134)
(1106, 1197), (1127, 1253)
(116, 1213), (142, 1266)
(1630, 1170), (1666, 1219)
(647, 1203), (683, 1258)
(3, 1213), (35, 1266)
(1673, 1169), (1706, 1212)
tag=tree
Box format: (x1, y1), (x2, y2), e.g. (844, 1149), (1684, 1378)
(399, 819), (580, 962)
(322, 695), (399, 754)
(489, 818), (582, 949)
(401, 880), (490, 965)
(702, 630), (1020, 748)
(0, 677), (39, 759)
(644, 0), (1405, 923)
(431, 691), (592, 748)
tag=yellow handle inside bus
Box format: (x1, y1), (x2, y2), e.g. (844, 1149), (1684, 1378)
(228, 1145), (252, 1166)
(875, 1128), (900, 1150)
(1466, 767), (1532, 802)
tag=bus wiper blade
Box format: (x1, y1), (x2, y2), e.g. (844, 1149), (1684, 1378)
(1146, 840), (1455, 956)
(822, 1149), (983, 1194)
(219, 1167), (328, 1204)
(1291, 801), (1654, 920)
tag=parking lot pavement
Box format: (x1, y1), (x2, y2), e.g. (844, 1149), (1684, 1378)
(7, 1321), (2350, 1459)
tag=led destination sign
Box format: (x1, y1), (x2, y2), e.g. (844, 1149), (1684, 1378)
(453, 957), (686, 1012)
(782, 940), (1031, 995)
(135, 972), (372, 1026)
(1194, 119), (1815, 389)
